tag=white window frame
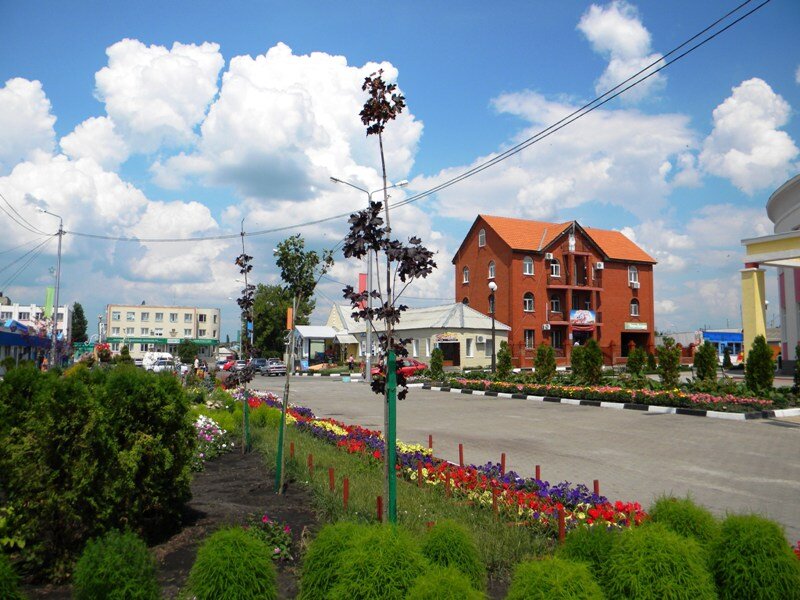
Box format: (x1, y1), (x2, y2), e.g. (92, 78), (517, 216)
(155, 313), (163, 322)
(630, 299), (640, 316)
(628, 265), (639, 284)
(184, 313), (192, 323)
(550, 295), (561, 313)
(199, 329), (206, 337)
(523, 256), (534, 275)
(125, 327), (134, 335)
(550, 259), (561, 277)
(112, 311), (121, 321)
(111, 327), (120, 335)
(524, 329), (535, 349)
(141, 327), (149, 335)
(169, 313), (178, 323)
(466, 338), (474, 357)
(199, 314), (207, 322)
(488, 260), (495, 279)
(141, 312), (149, 321)
(463, 266), (470, 283)
(478, 228), (486, 247)
(110, 342), (120, 352)
(184, 328), (192, 336)
(523, 292), (535, 312)
(126, 311), (135, 321)
(425, 338), (430, 357)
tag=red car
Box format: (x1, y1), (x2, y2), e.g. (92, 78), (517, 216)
(368, 358), (428, 378)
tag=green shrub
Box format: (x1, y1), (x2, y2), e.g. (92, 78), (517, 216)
(506, 557), (604, 600)
(186, 527), (277, 600)
(745, 334), (775, 395)
(0, 552), (23, 600)
(72, 530), (159, 600)
(570, 345), (585, 381)
(657, 337), (681, 389)
(646, 351), (657, 371)
(582, 339), (603, 384)
(722, 346), (733, 369)
(421, 520), (485, 591)
(556, 525), (617, 572)
(603, 523), (716, 599)
(649, 496), (719, 549)
(406, 566), (485, 600)
(534, 343), (556, 384)
(626, 347), (646, 376)
(299, 521), (367, 599)
(496, 341), (513, 379)
(694, 342), (718, 382)
(429, 348), (444, 380)
(710, 514), (800, 600)
(328, 524), (429, 600)
(249, 404), (282, 429)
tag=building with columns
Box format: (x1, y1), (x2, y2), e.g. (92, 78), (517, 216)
(741, 174), (800, 371)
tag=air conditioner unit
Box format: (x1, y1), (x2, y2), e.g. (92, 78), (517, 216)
(595, 261), (604, 270)
(631, 281), (640, 289)
(544, 253), (554, 261)
(476, 335), (485, 343)
(542, 323), (551, 331)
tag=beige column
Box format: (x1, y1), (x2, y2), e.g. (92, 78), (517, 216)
(741, 266), (767, 356)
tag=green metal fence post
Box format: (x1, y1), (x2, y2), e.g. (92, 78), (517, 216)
(386, 349), (397, 523)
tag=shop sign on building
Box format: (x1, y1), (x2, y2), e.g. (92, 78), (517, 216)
(570, 310), (596, 331)
(434, 332), (459, 342)
(624, 322), (648, 330)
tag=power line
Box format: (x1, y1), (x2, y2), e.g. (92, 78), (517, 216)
(0, 236), (54, 291)
(0, 190), (49, 236)
(0, 236), (50, 256)
(59, 0), (767, 244)
(0, 236), (54, 276)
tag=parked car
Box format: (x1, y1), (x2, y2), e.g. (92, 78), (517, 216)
(233, 360), (248, 371)
(367, 358), (427, 378)
(261, 359), (286, 377)
(250, 358), (268, 370)
(151, 359), (176, 373)
(133, 358), (144, 368)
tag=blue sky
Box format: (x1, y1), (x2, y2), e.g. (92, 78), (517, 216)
(1, 0), (798, 340)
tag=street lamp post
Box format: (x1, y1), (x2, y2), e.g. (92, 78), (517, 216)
(330, 176), (408, 383)
(489, 281), (498, 373)
(38, 208), (63, 369)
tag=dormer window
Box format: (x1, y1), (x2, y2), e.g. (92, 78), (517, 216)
(478, 228), (486, 247)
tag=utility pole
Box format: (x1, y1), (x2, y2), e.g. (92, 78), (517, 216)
(38, 209), (63, 369)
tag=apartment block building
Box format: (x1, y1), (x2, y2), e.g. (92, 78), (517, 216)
(452, 215), (656, 367)
(0, 301), (73, 342)
(105, 304), (221, 359)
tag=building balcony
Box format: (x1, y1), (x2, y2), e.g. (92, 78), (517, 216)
(546, 274), (602, 289)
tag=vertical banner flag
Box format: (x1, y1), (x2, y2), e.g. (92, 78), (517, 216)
(358, 273), (367, 309)
(44, 286), (55, 319)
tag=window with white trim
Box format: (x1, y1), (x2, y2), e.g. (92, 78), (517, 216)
(524, 329), (535, 349)
(126, 311), (135, 321)
(523, 292), (535, 312)
(463, 266), (470, 283)
(184, 313), (192, 323)
(466, 338), (474, 357)
(112, 311), (121, 321)
(478, 228), (486, 247)
(199, 329), (206, 337)
(425, 338), (430, 357)
(111, 327), (120, 335)
(141, 327), (149, 335)
(169, 313), (178, 323)
(550, 295), (561, 313)
(550, 259), (561, 277)
(630, 299), (640, 316)
(488, 260), (495, 279)
(523, 256), (534, 275)
(184, 328), (192, 336)
(628, 265), (639, 284)
(141, 312), (149, 321)
(125, 327), (134, 335)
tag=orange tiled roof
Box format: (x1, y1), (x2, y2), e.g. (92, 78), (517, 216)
(479, 215), (656, 264)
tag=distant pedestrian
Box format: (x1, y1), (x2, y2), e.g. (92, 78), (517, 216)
(347, 354), (355, 372)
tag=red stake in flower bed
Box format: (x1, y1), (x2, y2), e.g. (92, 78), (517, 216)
(459, 443), (464, 467)
(329, 467), (335, 492)
(594, 479), (600, 496)
(343, 477), (350, 510)
(426, 521), (435, 529)
(535, 465), (541, 480)
(558, 507), (566, 544)
(290, 441), (295, 459)
(501, 452), (506, 476)
(377, 495), (383, 522)
(308, 454), (314, 478)
(428, 434), (433, 450)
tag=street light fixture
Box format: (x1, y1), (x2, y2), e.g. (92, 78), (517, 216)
(330, 176), (409, 382)
(488, 281), (498, 373)
(38, 208), (63, 369)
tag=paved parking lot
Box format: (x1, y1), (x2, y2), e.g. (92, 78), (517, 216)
(252, 375), (800, 541)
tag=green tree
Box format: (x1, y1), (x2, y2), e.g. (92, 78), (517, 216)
(496, 341), (513, 379)
(176, 339), (197, 365)
(722, 346), (733, 369)
(72, 302), (88, 343)
(570, 345), (585, 381)
(694, 342), (718, 382)
(657, 337), (681, 389)
(252, 284), (314, 355)
(582, 339), (603, 385)
(646, 351), (657, 372)
(429, 347), (444, 381)
(534, 343), (556, 384)
(117, 345), (134, 364)
(744, 334), (774, 395)
(626, 347), (646, 376)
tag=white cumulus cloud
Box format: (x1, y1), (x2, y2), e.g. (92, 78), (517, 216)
(577, 1), (665, 103)
(699, 78), (798, 195)
(60, 116), (129, 170)
(95, 39), (224, 152)
(0, 78), (56, 173)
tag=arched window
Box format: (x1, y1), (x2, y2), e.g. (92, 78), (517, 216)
(630, 298), (640, 317)
(550, 295), (561, 313)
(550, 259), (561, 277)
(523, 292), (535, 312)
(488, 260), (495, 279)
(478, 228), (486, 247)
(628, 265), (639, 284)
(523, 256), (534, 275)
(462, 266), (470, 283)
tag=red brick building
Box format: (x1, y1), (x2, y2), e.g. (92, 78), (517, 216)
(452, 215), (657, 367)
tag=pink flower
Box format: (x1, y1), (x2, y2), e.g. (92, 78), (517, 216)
(262, 514), (270, 523)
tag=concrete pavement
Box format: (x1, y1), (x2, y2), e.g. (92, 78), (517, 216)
(252, 375), (800, 542)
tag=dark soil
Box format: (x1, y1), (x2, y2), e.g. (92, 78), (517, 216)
(22, 450), (320, 599)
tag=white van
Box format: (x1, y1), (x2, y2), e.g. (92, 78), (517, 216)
(142, 352), (174, 371)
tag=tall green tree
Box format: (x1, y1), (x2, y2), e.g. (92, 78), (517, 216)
(534, 343), (557, 384)
(176, 339), (197, 365)
(252, 285), (315, 355)
(72, 302), (88, 343)
(745, 334), (774, 395)
(657, 337), (681, 389)
(694, 341), (718, 381)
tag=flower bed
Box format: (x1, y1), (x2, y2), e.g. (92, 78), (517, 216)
(192, 414), (234, 471)
(244, 390), (646, 535)
(446, 378), (774, 412)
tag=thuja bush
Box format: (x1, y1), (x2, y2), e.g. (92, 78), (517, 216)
(534, 343), (556, 384)
(186, 527), (277, 600)
(694, 342), (718, 382)
(649, 496), (720, 550)
(0, 366), (195, 581)
(555, 524), (618, 572)
(328, 524), (429, 600)
(570, 345), (585, 380)
(249, 404), (282, 428)
(710, 514), (800, 600)
(72, 530), (159, 600)
(429, 347), (444, 380)
(421, 520), (486, 591)
(496, 341), (513, 380)
(506, 557), (604, 600)
(602, 524), (716, 599)
(626, 346), (646, 376)
(0, 552), (24, 600)
(582, 339), (603, 384)
(745, 335), (775, 395)
(299, 521), (367, 599)
(657, 337), (681, 389)
(406, 566), (484, 600)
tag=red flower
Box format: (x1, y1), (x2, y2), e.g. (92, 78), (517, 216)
(372, 450), (381, 460)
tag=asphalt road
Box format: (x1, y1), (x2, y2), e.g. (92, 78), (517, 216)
(251, 375), (800, 542)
